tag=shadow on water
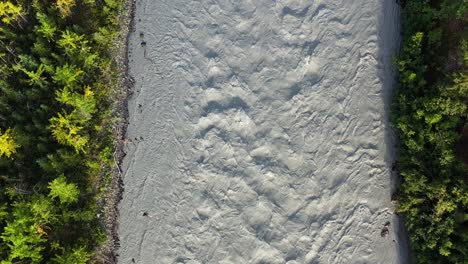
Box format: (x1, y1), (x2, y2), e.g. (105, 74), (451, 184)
(377, 0), (412, 263)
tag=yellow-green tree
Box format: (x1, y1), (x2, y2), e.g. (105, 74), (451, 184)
(0, 128), (18, 158)
(48, 175), (79, 205)
(49, 112), (88, 153)
(55, 0), (76, 17)
(0, 1), (24, 26)
(49, 85), (96, 153)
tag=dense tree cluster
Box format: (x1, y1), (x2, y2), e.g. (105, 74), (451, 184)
(393, 0), (467, 263)
(0, 0), (122, 262)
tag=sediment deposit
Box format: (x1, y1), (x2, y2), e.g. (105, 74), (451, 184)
(118, 1), (407, 263)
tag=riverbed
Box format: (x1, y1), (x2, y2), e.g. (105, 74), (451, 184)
(117, 0), (407, 263)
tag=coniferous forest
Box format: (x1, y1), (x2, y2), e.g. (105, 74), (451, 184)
(0, 0), (123, 262)
(393, 0), (467, 263)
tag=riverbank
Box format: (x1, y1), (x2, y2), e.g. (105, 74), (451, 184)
(94, 0), (136, 262)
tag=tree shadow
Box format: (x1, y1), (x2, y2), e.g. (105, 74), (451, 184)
(377, 1), (412, 263)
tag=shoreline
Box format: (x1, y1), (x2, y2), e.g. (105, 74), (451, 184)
(95, 0), (136, 262)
